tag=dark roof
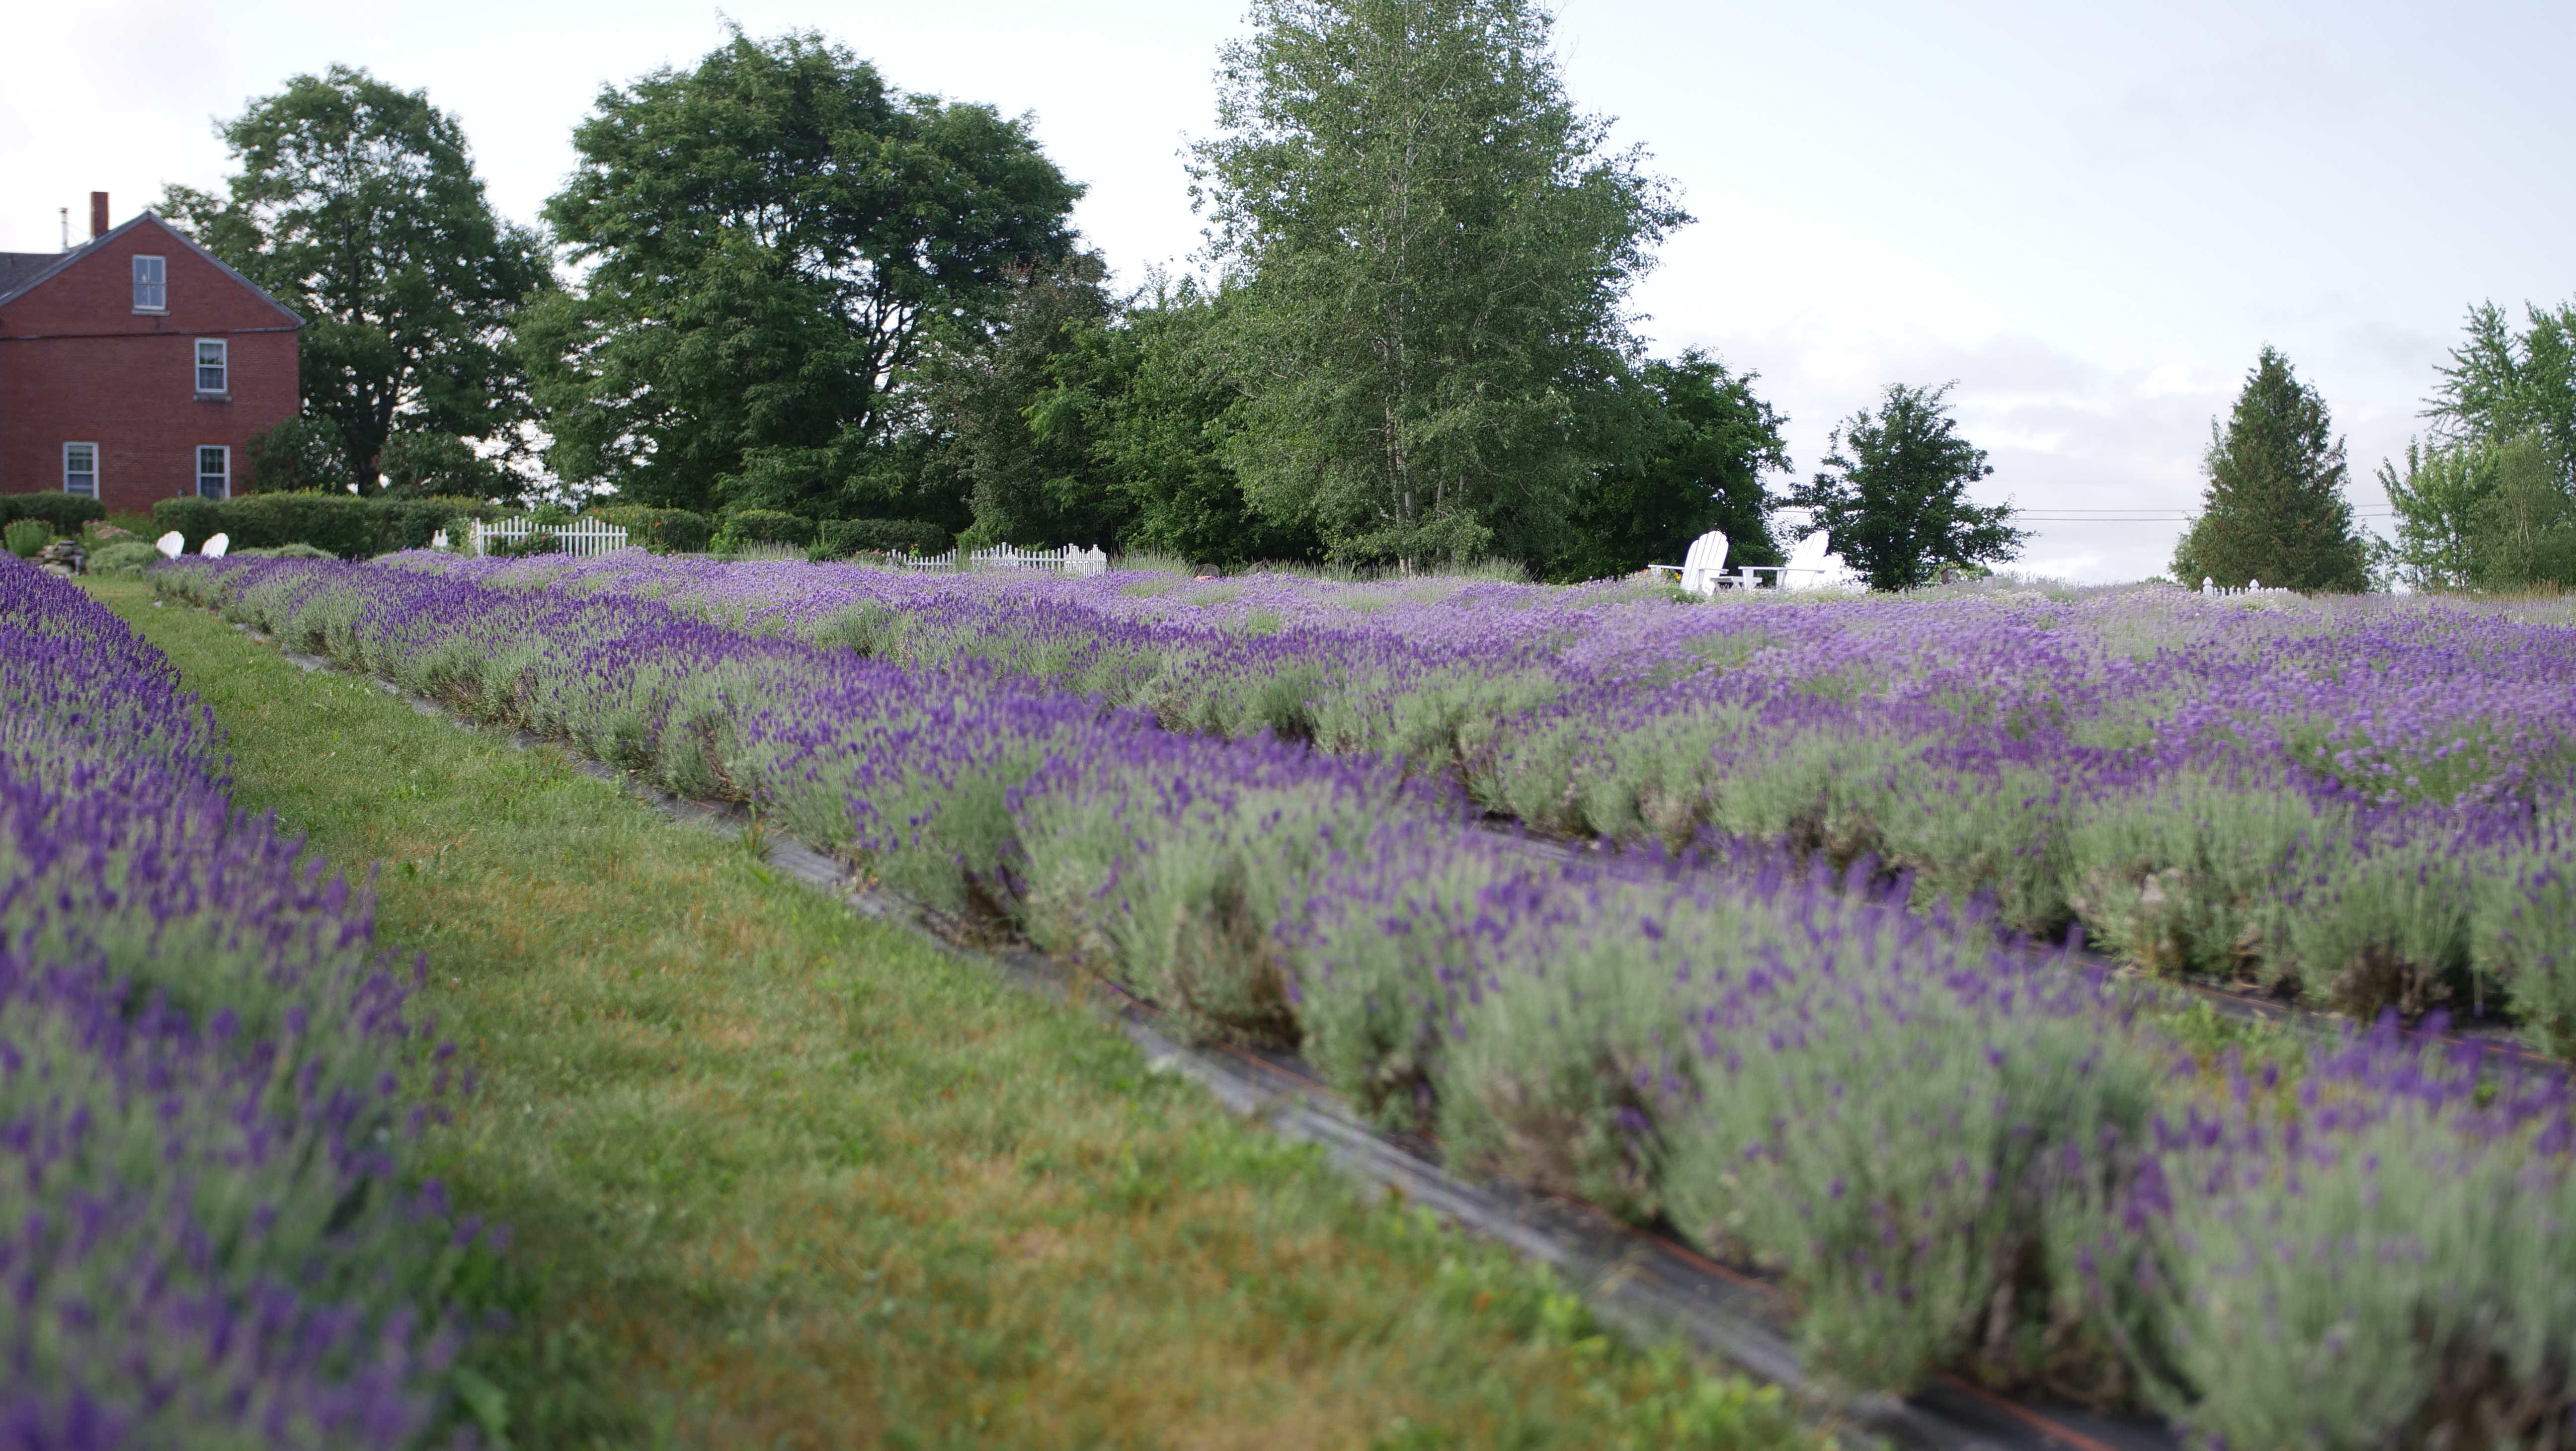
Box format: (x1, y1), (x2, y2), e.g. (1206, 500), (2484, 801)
(0, 250), (63, 298)
(0, 213), (302, 325)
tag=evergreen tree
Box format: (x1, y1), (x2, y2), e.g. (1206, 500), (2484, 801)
(2173, 348), (2367, 591)
(929, 254), (1126, 549)
(1783, 383), (2023, 591)
(1193, 0), (1687, 566)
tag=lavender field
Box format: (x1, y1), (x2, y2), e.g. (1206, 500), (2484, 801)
(1, 558), (482, 1444)
(155, 552), (2576, 1448)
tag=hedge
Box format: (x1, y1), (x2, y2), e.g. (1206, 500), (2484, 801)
(152, 493), (506, 558)
(0, 493), (108, 533)
(591, 505), (713, 555)
(817, 517), (953, 559)
(713, 509), (815, 550)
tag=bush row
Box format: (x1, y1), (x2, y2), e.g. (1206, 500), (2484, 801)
(438, 555), (2576, 1042)
(591, 503), (713, 554)
(160, 553), (2576, 1450)
(0, 490), (107, 532)
(153, 492), (508, 557)
(713, 511), (953, 558)
(140, 492), (951, 562)
(2, 555), (490, 1442)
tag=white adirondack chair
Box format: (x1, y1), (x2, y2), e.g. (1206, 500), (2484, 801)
(1779, 530), (1861, 591)
(1778, 529), (1830, 588)
(155, 530), (185, 559)
(1656, 530), (1729, 595)
(200, 532), (230, 559)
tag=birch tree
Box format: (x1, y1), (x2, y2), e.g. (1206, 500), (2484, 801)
(1193, 0), (1686, 565)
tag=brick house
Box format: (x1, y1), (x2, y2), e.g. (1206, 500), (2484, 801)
(0, 193), (301, 511)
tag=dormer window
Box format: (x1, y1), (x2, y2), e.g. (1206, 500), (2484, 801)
(196, 338), (229, 395)
(133, 255), (166, 312)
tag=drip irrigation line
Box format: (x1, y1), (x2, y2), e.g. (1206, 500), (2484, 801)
(222, 616), (2183, 1451)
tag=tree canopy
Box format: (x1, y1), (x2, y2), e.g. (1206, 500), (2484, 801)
(162, 66), (551, 493)
(527, 28), (1084, 513)
(1549, 351), (1788, 582)
(2428, 301), (2576, 488)
(2173, 347), (2367, 592)
(926, 254), (1125, 550)
(1782, 383), (2022, 591)
(1193, 0), (1687, 566)
(2379, 301), (2576, 591)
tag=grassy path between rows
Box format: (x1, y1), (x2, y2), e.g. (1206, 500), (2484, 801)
(95, 579), (1803, 1451)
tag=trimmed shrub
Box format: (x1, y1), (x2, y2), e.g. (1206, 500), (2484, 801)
(0, 492), (107, 533)
(592, 505), (714, 555)
(87, 540), (163, 578)
(715, 509), (816, 551)
(152, 493), (504, 558)
(486, 530), (566, 559)
(817, 517), (953, 559)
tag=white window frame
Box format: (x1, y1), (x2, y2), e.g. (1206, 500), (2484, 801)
(63, 442), (99, 499)
(196, 445), (230, 500)
(195, 337), (229, 396)
(133, 254), (167, 313)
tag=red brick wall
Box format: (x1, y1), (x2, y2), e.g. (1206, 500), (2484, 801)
(0, 216), (300, 512)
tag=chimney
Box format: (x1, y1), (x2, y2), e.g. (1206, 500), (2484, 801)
(89, 192), (109, 240)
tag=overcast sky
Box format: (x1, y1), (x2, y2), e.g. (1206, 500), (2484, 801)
(5, 0), (2568, 580)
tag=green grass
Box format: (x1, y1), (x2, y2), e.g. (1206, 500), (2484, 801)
(93, 579), (1810, 1451)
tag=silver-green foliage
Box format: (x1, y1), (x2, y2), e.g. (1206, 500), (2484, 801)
(2156, 1040), (2576, 1450)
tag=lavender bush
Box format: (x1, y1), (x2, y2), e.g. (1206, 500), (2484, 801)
(173, 551), (2576, 1032)
(1298, 838), (2168, 1399)
(2153, 1022), (2576, 1449)
(154, 553), (2576, 1444)
(2, 557), (478, 1445)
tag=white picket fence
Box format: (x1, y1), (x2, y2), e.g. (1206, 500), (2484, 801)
(2199, 576), (2290, 598)
(455, 517), (632, 558)
(903, 543), (1109, 577)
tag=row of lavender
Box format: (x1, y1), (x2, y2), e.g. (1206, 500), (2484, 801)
(331, 552), (2576, 1047)
(161, 554), (2576, 1449)
(2, 557), (481, 1445)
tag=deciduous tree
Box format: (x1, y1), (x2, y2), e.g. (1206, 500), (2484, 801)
(928, 254), (1124, 549)
(1784, 383), (2023, 591)
(162, 67), (551, 494)
(1551, 351), (1787, 582)
(1193, 0), (1687, 566)
(2378, 301), (2576, 590)
(2427, 300), (2576, 488)
(529, 28), (1083, 514)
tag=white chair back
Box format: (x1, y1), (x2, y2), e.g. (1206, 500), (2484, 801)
(1785, 530), (1831, 571)
(201, 533), (230, 559)
(156, 530), (185, 559)
(1678, 530), (1728, 595)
